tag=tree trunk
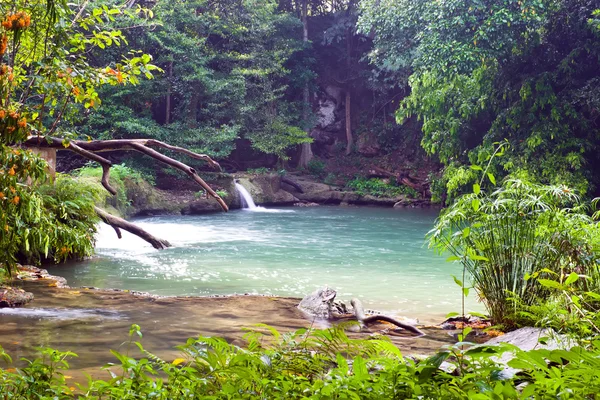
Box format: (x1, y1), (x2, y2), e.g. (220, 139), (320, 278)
(165, 61), (173, 125)
(298, 0), (313, 168)
(345, 27), (353, 155)
(345, 91), (353, 155)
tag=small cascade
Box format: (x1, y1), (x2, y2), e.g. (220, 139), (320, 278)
(235, 182), (259, 210)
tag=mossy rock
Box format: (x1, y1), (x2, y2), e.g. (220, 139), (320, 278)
(0, 287), (34, 307)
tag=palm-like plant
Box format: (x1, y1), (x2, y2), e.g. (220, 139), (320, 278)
(429, 178), (599, 326)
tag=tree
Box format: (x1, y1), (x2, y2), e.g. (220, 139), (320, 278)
(359, 0), (600, 200)
(297, 0), (314, 168)
(0, 0), (226, 273)
(78, 0), (312, 165)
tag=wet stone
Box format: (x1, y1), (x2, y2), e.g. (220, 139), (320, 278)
(0, 287), (34, 307)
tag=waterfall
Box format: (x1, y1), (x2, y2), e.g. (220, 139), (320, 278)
(235, 182), (259, 210)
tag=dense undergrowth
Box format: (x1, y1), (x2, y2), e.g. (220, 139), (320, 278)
(1, 323), (600, 399)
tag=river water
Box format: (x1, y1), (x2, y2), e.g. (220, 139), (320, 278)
(47, 206), (481, 321)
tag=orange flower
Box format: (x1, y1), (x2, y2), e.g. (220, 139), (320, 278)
(8, 166), (15, 176)
(17, 118), (26, 128)
(2, 12), (31, 31)
(8, 110), (18, 119)
(0, 192), (4, 199)
(0, 34), (7, 56)
(9, 186), (15, 193)
(12, 196), (19, 205)
(0, 109), (5, 119)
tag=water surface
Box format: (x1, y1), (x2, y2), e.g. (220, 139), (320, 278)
(47, 207), (481, 321)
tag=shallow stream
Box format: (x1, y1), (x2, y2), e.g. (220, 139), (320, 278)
(48, 206), (481, 320)
(1, 206), (483, 381)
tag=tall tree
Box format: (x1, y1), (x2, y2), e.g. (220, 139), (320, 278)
(297, 0), (314, 168)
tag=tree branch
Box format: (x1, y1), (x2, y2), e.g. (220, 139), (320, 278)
(22, 136), (227, 210)
(22, 136), (229, 250)
(351, 298), (425, 337)
(95, 207), (170, 249)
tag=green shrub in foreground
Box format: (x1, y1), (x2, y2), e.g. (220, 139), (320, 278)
(1, 324), (600, 399)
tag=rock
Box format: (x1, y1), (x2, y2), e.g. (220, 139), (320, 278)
(235, 174), (299, 206)
(181, 198), (223, 215)
(296, 190), (343, 204)
(357, 132), (381, 157)
(482, 327), (575, 379)
(294, 202), (319, 207)
(298, 287), (337, 319)
(0, 287), (34, 307)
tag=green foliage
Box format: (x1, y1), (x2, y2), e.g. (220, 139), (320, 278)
(246, 167), (271, 175)
(306, 159), (326, 177)
(1, 171), (101, 272)
(0, 0), (157, 273)
(74, 163), (154, 217)
(78, 0), (311, 162)
(360, 0), (600, 196)
(248, 118), (311, 162)
(347, 177), (418, 198)
(430, 176), (599, 326)
(3, 324), (600, 398)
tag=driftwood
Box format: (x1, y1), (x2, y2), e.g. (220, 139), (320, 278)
(23, 136), (228, 248)
(281, 176), (304, 193)
(95, 207), (171, 249)
(351, 298), (425, 337)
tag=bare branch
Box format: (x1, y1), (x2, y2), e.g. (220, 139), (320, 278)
(95, 207), (170, 249)
(22, 136), (228, 210)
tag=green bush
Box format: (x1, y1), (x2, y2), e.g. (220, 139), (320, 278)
(2, 324), (600, 399)
(307, 159), (326, 177)
(346, 177), (419, 198)
(429, 178), (600, 327)
(246, 167), (271, 175)
(1, 169), (101, 271)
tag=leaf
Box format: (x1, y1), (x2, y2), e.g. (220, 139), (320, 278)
(471, 198), (481, 211)
(487, 173), (496, 185)
(537, 279), (562, 289)
(473, 183), (481, 194)
(453, 275), (463, 287)
(564, 272), (579, 286)
(446, 312), (460, 318)
(352, 356), (368, 380)
(469, 312), (487, 318)
(470, 165), (483, 171)
(172, 358), (186, 366)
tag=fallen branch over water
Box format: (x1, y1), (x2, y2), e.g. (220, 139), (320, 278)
(23, 136), (228, 248)
(94, 207), (171, 249)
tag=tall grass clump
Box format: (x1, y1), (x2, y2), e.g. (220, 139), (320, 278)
(429, 177), (599, 327)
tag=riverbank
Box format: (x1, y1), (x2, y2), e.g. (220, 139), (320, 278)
(1, 268), (455, 384)
(119, 172), (438, 218)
